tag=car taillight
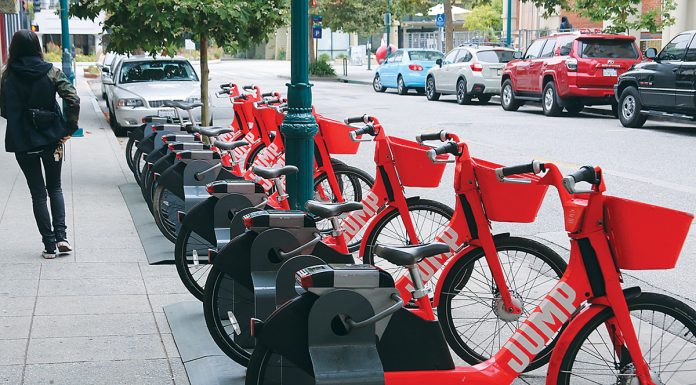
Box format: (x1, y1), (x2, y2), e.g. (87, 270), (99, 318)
(243, 215), (254, 228)
(408, 64), (423, 71)
(470, 63), (483, 72)
(565, 58), (578, 71)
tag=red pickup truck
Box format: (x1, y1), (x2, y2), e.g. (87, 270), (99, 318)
(500, 32), (642, 116)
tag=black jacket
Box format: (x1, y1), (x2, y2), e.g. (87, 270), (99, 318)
(0, 56), (80, 152)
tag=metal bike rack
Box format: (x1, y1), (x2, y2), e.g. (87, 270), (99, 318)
(274, 255), (325, 306)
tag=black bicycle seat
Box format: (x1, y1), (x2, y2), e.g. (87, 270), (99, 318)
(373, 243), (450, 267)
(214, 140), (248, 151)
(305, 200), (363, 219)
(162, 100), (203, 110)
(198, 126), (233, 137)
(252, 165), (298, 179)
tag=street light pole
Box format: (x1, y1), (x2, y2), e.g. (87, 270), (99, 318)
(60, 0), (83, 136)
(282, 0), (318, 209)
(506, 0), (512, 47)
(385, 0), (391, 51)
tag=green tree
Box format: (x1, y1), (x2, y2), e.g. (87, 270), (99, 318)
(71, 0), (287, 124)
(316, 0), (431, 34)
(463, 0), (503, 31)
(522, 0), (676, 33)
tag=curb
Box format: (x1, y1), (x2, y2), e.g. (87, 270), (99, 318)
(336, 77), (372, 85)
(277, 74), (345, 83)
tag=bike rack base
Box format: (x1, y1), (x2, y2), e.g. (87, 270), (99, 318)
(119, 183), (175, 264)
(164, 301), (245, 385)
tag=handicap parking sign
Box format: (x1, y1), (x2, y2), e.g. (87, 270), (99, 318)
(436, 13), (445, 28)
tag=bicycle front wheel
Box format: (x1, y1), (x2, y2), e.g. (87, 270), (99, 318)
(126, 136), (138, 173)
(557, 291), (696, 385)
(437, 236), (566, 371)
(174, 223), (215, 301)
(152, 184), (182, 243)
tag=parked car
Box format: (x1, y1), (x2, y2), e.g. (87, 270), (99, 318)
(615, 30), (696, 128)
(98, 52), (120, 99)
(104, 56), (207, 136)
(426, 45), (516, 104)
(373, 49), (444, 95)
(501, 32), (642, 116)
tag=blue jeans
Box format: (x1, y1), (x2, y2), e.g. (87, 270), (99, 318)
(15, 146), (66, 253)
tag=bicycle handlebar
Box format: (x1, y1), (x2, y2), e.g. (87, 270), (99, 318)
(219, 83), (232, 89)
(349, 124), (376, 142)
(426, 141), (459, 163)
(261, 92), (275, 98)
(344, 115), (371, 125)
(242, 85), (256, 91)
(562, 166), (599, 194)
(496, 161), (546, 180)
(416, 131), (448, 144)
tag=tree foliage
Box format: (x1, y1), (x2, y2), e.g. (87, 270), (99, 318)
(316, 0), (431, 34)
(521, 0), (676, 33)
(463, 0), (503, 31)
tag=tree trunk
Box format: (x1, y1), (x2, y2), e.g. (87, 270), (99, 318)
(200, 33), (210, 127)
(308, 16), (315, 63)
(444, 0), (454, 52)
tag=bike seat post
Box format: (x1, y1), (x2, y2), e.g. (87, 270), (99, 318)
(186, 109), (197, 128)
(274, 177), (288, 202)
(173, 107), (184, 128)
(329, 216), (341, 236)
(408, 264), (429, 300)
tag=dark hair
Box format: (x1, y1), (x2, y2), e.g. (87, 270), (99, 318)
(1, 30), (43, 81)
(561, 16), (568, 22)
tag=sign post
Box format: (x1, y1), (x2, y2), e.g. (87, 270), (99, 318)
(436, 13), (445, 51)
(59, 0), (83, 137)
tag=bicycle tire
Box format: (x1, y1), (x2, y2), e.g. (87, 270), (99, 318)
(245, 341), (314, 385)
(244, 143), (267, 172)
(556, 291), (696, 384)
(152, 184), (182, 243)
(313, 164), (375, 252)
(362, 198), (454, 274)
(133, 148), (146, 185)
(126, 136), (138, 173)
(437, 236), (566, 371)
(203, 265), (253, 366)
(175, 223), (215, 301)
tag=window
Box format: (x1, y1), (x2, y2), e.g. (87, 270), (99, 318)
(524, 40), (546, 60)
(392, 50), (403, 63)
(539, 39), (557, 58)
(578, 39), (639, 59)
(119, 61), (198, 84)
(457, 50), (472, 63)
(558, 37), (575, 56)
(659, 33), (693, 61)
(443, 49), (459, 64)
(476, 50), (515, 63)
(407, 50), (444, 61)
(685, 34), (696, 62)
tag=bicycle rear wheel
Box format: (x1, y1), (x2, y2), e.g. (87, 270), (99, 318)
(126, 136), (138, 173)
(175, 223), (215, 301)
(557, 292), (696, 385)
(133, 148), (146, 185)
(152, 184), (182, 243)
(436, 236), (566, 371)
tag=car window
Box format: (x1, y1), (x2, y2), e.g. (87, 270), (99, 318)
(685, 34), (696, 62)
(392, 50), (403, 63)
(524, 40), (546, 59)
(119, 60), (198, 83)
(443, 49), (459, 64)
(557, 37), (575, 56)
(456, 50), (472, 63)
(659, 33), (692, 61)
(539, 39), (557, 58)
(408, 50), (444, 61)
(475, 50), (515, 63)
(578, 39), (639, 59)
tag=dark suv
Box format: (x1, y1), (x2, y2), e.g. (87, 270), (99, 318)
(615, 30), (696, 127)
(501, 32), (642, 116)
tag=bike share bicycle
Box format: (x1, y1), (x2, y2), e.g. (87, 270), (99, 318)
(246, 161), (695, 385)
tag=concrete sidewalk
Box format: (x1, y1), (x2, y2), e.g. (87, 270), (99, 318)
(0, 74), (190, 384)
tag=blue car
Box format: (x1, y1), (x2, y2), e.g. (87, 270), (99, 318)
(373, 49), (444, 95)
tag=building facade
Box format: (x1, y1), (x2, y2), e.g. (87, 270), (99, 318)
(33, 0), (104, 56)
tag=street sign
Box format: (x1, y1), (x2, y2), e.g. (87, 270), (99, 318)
(436, 13), (445, 28)
(312, 26), (322, 39)
(33, 0), (40, 12)
(312, 15), (322, 23)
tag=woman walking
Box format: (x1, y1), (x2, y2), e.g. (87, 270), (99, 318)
(0, 30), (80, 259)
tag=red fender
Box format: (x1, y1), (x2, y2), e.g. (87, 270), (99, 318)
(545, 303), (609, 384)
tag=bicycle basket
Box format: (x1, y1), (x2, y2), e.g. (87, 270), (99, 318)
(604, 196), (693, 270)
(388, 136), (446, 188)
(473, 158), (548, 223)
(316, 115), (360, 155)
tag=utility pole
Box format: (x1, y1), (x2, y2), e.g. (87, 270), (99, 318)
(281, 0), (318, 209)
(60, 0), (83, 136)
(385, 0), (391, 56)
(506, 0), (512, 47)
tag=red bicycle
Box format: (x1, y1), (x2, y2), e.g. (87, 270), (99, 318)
(247, 161), (695, 385)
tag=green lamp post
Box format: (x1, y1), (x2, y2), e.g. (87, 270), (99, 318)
(59, 0), (84, 137)
(282, 0), (319, 209)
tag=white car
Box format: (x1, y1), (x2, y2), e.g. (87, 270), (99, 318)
(98, 52), (120, 99)
(103, 56), (208, 136)
(426, 45), (516, 104)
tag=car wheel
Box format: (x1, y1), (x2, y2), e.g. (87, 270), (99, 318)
(500, 79), (520, 111)
(456, 79), (471, 105)
(478, 94), (492, 104)
(426, 76), (440, 101)
(542, 82), (563, 117)
(373, 74), (386, 93)
(618, 86), (648, 128)
(564, 100), (584, 116)
(397, 76), (408, 95)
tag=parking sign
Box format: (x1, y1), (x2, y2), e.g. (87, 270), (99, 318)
(312, 26), (322, 39)
(436, 13), (445, 28)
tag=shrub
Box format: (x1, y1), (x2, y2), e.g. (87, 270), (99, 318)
(319, 53), (331, 62)
(336, 53), (348, 60)
(44, 51), (61, 62)
(309, 58), (336, 77)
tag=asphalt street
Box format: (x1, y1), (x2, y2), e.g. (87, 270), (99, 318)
(200, 60), (696, 307)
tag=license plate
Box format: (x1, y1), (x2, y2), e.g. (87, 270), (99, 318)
(158, 109), (176, 118)
(603, 68), (617, 77)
